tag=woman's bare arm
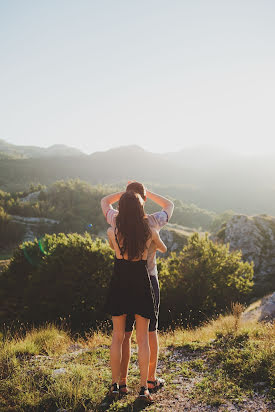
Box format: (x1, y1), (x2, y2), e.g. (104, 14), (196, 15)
(107, 227), (115, 250)
(101, 191), (124, 218)
(151, 229), (167, 253)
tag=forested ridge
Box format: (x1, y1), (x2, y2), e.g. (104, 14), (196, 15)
(0, 179), (234, 251)
(1, 143), (275, 214)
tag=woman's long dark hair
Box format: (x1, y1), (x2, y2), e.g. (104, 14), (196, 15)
(116, 191), (151, 260)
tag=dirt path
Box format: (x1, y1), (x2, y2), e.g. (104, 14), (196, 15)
(146, 346), (274, 412)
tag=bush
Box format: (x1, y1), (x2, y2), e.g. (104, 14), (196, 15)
(0, 207), (25, 248)
(0, 231), (254, 333)
(0, 233), (114, 331)
(158, 233), (254, 326)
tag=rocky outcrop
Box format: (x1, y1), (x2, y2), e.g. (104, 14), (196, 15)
(210, 214), (275, 293)
(241, 292), (275, 322)
(158, 224), (198, 257)
(20, 191), (41, 203)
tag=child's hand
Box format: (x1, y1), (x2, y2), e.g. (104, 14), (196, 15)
(150, 240), (157, 251)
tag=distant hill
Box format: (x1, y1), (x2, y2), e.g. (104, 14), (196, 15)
(1, 142), (275, 215)
(0, 139), (84, 158)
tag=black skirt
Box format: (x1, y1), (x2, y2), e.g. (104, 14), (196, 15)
(104, 257), (158, 321)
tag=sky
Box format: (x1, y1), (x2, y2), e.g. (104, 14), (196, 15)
(0, 0), (275, 155)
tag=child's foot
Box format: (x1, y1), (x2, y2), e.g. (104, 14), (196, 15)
(108, 382), (119, 400)
(147, 377), (165, 393)
(138, 386), (154, 404)
(119, 384), (129, 396)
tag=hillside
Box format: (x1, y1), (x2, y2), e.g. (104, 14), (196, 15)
(1, 143), (275, 215)
(0, 139), (84, 159)
(0, 179), (220, 250)
(0, 308), (274, 411)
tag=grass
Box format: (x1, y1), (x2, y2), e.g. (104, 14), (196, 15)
(0, 259), (10, 274)
(0, 304), (274, 411)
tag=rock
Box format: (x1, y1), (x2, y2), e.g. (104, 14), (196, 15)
(66, 343), (84, 352)
(210, 213), (275, 291)
(254, 381), (268, 387)
(241, 292), (275, 322)
(20, 191), (41, 203)
(157, 224), (196, 256)
(52, 368), (67, 376)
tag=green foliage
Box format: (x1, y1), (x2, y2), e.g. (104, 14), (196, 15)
(0, 231), (254, 331)
(210, 330), (274, 394)
(158, 233), (254, 325)
(0, 179), (226, 249)
(0, 207), (25, 248)
(42, 179), (108, 233)
(190, 329), (275, 405)
(4, 179), (110, 234)
(0, 233), (114, 330)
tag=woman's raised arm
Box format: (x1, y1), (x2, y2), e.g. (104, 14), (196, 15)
(101, 191), (124, 218)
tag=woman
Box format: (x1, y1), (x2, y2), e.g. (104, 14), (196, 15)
(104, 190), (167, 404)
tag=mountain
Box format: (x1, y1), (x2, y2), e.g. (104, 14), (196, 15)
(1, 143), (275, 216)
(0, 139), (84, 158)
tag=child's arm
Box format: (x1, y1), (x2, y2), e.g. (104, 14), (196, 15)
(146, 189), (174, 221)
(151, 228), (167, 253)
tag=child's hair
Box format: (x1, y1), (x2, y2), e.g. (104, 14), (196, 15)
(126, 182), (146, 200)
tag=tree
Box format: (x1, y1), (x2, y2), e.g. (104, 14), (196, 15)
(158, 232), (254, 326)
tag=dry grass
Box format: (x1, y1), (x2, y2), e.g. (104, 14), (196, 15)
(159, 303), (275, 349)
(0, 310), (274, 411)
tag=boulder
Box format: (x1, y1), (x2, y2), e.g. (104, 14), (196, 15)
(241, 292), (275, 322)
(210, 214), (275, 292)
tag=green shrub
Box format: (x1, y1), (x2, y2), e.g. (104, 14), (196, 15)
(0, 207), (25, 248)
(0, 231), (254, 333)
(0, 233), (114, 331)
(158, 233), (254, 326)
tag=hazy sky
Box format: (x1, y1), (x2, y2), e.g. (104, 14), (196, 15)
(1, 0), (275, 155)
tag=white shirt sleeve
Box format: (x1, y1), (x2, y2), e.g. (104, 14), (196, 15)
(106, 208), (118, 228)
(150, 210), (169, 230)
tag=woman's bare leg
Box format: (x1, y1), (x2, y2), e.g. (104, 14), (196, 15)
(119, 331), (133, 386)
(135, 314), (150, 387)
(110, 315), (126, 383)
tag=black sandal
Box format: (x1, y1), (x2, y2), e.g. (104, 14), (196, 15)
(119, 384), (129, 396)
(138, 386), (154, 404)
(147, 378), (165, 393)
(108, 382), (119, 400)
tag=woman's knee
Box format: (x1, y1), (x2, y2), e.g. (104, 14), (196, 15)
(112, 331), (125, 344)
(134, 314), (149, 342)
(136, 333), (149, 347)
